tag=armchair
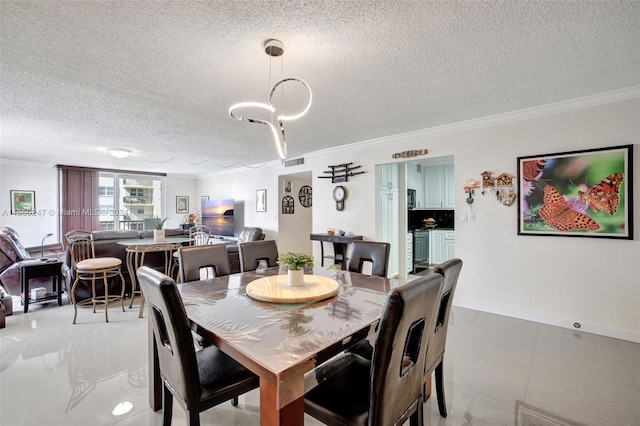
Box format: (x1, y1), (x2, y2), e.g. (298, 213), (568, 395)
(0, 227), (60, 297)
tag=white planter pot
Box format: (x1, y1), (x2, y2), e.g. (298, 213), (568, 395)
(153, 229), (166, 242)
(287, 269), (305, 287)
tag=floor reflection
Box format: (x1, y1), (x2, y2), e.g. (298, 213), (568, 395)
(0, 297), (638, 426)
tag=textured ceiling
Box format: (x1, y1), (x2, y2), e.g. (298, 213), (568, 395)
(1, 1), (639, 176)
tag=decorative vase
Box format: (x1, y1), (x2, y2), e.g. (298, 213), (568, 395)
(287, 269), (304, 287)
(153, 229), (165, 242)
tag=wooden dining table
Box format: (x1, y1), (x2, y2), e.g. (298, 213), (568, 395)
(147, 266), (391, 425)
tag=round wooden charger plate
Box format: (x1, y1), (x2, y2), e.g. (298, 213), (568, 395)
(246, 275), (339, 303)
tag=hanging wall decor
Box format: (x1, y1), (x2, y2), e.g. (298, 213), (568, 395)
(495, 173), (516, 206)
(282, 195), (294, 214)
(317, 162), (365, 183)
(299, 185), (312, 207)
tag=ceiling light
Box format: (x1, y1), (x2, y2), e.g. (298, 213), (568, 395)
(229, 39), (312, 160)
(107, 148), (132, 159)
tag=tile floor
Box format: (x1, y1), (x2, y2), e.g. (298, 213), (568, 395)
(1, 295), (638, 426)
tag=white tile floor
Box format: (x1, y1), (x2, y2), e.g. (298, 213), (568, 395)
(1, 296), (638, 426)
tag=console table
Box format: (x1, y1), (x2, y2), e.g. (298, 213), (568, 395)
(20, 259), (65, 313)
(310, 233), (362, 270)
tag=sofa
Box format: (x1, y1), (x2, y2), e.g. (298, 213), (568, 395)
(225, 227), (264, 273)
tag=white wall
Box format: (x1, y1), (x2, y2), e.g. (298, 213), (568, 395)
(198, 96), (640, 342)
(277, 175), (313, 254)
(0, 161), (59, 247)
(165, 174), (198, 229)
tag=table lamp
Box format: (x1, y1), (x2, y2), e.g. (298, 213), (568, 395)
(40, 233), (53, 260)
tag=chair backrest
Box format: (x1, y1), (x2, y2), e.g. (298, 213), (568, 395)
(188, 225), (212, 246)
(424, 258), (463, 373)
(0, 227), (30, 261)
(348, 241), (390, 277)
(63, 230), (96, 267)
(136, 266), (201, 407)
(178, 245), (230, 282)
(369, 273), (443, 425)
(238, 240), (278, 272)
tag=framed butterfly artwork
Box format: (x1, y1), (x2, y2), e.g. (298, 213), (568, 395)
(517, 144), (633, 239)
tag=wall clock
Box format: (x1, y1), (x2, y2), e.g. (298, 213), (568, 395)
(299, 185), (312, 207)
(333, 185), (346, 211)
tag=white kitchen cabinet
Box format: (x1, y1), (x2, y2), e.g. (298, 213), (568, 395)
(423, 165), (444, 208)
(444, 163), (455, 209)
(407, 163), (424, 208)
(429, 230), (455, 266)
(376, 163), (399, 277)
(423, 164), (454, 209)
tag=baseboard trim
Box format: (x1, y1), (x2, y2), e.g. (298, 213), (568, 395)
(453, 299), (640, 343)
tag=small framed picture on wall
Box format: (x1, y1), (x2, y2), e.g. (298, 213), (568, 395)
(176, 196), (189, 213)
(256, 189), (267, 212)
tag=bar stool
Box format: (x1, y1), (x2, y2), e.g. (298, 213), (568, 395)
(64, 230), (125, 324)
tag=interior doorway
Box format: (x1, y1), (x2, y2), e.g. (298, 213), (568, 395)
(376, 155), (455, 279)
(277, 171), (313, 254)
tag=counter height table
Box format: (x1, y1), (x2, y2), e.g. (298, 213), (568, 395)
(148, 266), (390, 425)
(117, 237), (192, 317)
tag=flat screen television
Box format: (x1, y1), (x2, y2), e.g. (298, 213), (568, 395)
(201, 199), (235, 237)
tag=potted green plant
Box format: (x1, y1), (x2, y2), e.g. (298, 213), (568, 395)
(277, 252), (314, 287)
(153, 216), (168, 242)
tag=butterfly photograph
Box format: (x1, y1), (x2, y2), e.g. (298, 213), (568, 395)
(517, 145), (633, 239)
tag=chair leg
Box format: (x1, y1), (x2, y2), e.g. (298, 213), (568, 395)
(409, 400), (424, 426)
(435, 360), (447, 418)
(91, 276), (97, 314)
(103, 272), (109, 323)
(163, 384), (173, 426)
(118, 270), (126, 312)
(186, 409), (200, 426)
(232, 396), (239, 406)
(71, 277), (80, 324)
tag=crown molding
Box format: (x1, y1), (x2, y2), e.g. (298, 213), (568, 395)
(305, 86), (640, 159)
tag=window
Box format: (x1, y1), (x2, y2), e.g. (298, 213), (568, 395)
(99, 172), (165, 230)
(99, 186), (114, 196)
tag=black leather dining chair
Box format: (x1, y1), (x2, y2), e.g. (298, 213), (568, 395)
(136, 266), (259, 426)
(423, 258), (463, 417)
(178, 245), (231, 283)
(304, 273), (444, 426)
(348, 240), (390, 278)
(238, 240), (279, 272)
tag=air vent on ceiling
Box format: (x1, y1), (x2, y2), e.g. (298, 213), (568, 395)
(285, 157), (305, 167)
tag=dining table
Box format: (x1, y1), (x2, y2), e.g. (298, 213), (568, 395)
(147, 266), (391, 425)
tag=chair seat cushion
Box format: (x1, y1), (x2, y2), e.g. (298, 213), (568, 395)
(197, 345), (259, 402)
(304, 353), (371, 426)
(77, 257), (121, 270)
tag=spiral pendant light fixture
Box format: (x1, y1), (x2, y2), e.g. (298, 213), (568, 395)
(229, 39), (312, 160)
